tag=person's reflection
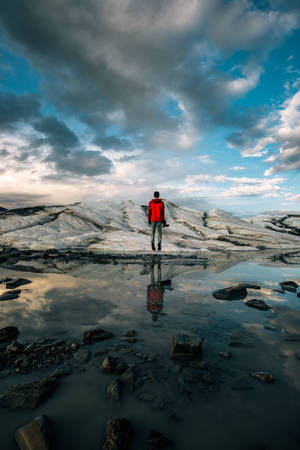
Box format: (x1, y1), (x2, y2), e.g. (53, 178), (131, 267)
(147, 262), (172, 321)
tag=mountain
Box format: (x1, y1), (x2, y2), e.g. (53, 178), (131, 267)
(0, 200), (299, 253)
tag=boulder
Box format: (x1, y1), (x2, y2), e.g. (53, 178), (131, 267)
(0, 375), (57, 409)
(279, 281), (298, 293)
(212, 285), (247, 300)
(147, 430), (174, 449)
(0, 290), (21, 301)
(170, 333), (203, 360)
(5, 278), (32, 289)
(251, 372), (274, 383)
(83, 328), (114, 344)
(0, 326), (19, 342)
(15, 415), (51, 450)
(245, 299), (271, 311)
(102, 417), (132, 450)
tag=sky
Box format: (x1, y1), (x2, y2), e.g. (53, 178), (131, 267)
(0, 0), (300, 215)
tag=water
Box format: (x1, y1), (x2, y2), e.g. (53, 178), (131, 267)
(0, 257), (300, 449)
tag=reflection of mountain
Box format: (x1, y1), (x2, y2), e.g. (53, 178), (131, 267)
(0, 200), (299, 253)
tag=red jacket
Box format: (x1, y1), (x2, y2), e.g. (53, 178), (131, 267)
(148, 199), (165, 222)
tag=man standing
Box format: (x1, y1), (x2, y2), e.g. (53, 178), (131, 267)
(148, 191), (166, 251)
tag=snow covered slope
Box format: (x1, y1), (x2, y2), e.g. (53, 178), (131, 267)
(0, 200), (299, 253)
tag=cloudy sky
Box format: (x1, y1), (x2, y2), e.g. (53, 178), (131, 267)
(0, 0), (300, 214)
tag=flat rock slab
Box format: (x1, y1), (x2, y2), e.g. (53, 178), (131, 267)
(0, 326), (19, 342)
(245, 299), (271, 311)
(170, 333), (203, 360)
(83, 328), (115, 344)
(147, 430), (174, 449)
(279, 281), (298, 292)
(103, 417), (132, 450)
(0, 376), (57, 409)
(5, 278), (32, 289)
(251, 372), (274, 383)
(0, 290), (21, 301)
(212, 285), (247, 300)
(15, 415), (50, 450)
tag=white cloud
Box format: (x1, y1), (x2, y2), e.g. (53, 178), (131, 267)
(194, 154), (214, 164)
(230, 165), (245, 170)
(286, 193), (300, 202)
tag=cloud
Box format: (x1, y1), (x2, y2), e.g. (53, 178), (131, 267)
(0, 192), (49, 208)
(286, 193), (300, 202)
(230, 165), (245, 170)
(0, 91), (40, 131)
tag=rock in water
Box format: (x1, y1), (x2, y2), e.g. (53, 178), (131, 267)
(238, 283), (261, 290)
(0, 326), (19, 342)
(0, 290), (21, 301)
(83, 328), (114, 344)
(251, 372), (274, 383)
(102, 417), (132, 450)
(279, 281), (298, 293)
(100, 356), (115, 374)
(5, 278), (32, 289)
(245, 299), (271, 311)
(73, 348), (90, 365)
(107, 379), (122, 402)
(212, 285), (247, 300)
(170, 333), (203, 360)
(0, 376), (57, 409)
(147, 430), (174, 449)
(15, 415), (51, 450)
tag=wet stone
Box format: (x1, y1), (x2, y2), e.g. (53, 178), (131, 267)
(212, 285), (247, 300)
(73, 348), (90, 365)
(0, 290), (21, 301)
(279, 280), (298, 292)
(238, 283), (261, 290)
(245, 299), (271, 311)
(5, 278), (32, 289)
(102, 417), (132, 450)
(251, 372), (274, 383)
(100, 356), (115, 374)
(83, 328), (114, 344)
(170, 333), (203, 361)
(0, 326), (19, 342)
(122, 330), (136, 337)
(15, 415), (51, 450)
(147, 430), (174, 449)
(107, 379), (122, 402)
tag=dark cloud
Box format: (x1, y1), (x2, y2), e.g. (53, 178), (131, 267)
(94, 135), (133, 151)
(0, 91), (40, 130)
(34, 116), (79, 157)
(0, 149), (9, 157)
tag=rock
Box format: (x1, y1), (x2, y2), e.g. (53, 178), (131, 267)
(5, 278), (32, 289)
(219, 351), (232, 359)
(120, 337), (136, 343)
(74, 348), (90, 365)
(122, 330), (136, 337)
(0, 290), (21, 301)
(107, 379), (122, 402)
(0, 375), (57, 409)
(212, 285), (247, 300)
(170, 333), (203, 360)
(83, 328), (114, 344)
(7, 341), (24, 353)
(264, 323), (278, 332)
(147, 430), (174, 449)
(251, 372), (274, 383)
(279, 281), (298, 293)
(138, 393), (155, 402)
(297, 293), (300, 298)
(15, 415), (51, 450)
(51, 363), (72, 377)
(245, 299), (271, 311)
(0, 326), (19, 342)
(100, 356), (115, 374)
(102, 417), (132, 450)
(238, 283), (261, 290)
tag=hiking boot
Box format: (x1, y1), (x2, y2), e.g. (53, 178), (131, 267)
(152, 243), (156, 251)
(158, 243), (161, 251)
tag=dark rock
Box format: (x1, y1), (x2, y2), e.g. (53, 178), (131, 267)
(15, 415), (51, 450)
(170, 333), (203, 360)
(147, 430), (174, 449)
(138, 392), (155, 402)
(73, 348), (90, 365)
(0, 375), (57, 409)
(100, 356), (115, 374)
(279, 281), (298, 292)
(103, 417), (132, 450)
(6, 341), (24, 353)
(251, 372), (274, 383)
(122, 330), (136, 337)
(238, 283), (261, 290)
(51, 363), (72, 377)
(245, 299), (271, 311)
(120, 337), (136, 343)
(107, 379), (122, 402)
(212, 285), (247, 300)
(0, 290), (21, 301)
(0, 326), (19, 342)
(83, 328), (114, 344)
(5, 278), (32, 289)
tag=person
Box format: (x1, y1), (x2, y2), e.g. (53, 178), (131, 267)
(147, 262), (164, 321)
(148, 191), (166, 251)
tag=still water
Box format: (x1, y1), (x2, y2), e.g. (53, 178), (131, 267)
(0, 257), (300, 450)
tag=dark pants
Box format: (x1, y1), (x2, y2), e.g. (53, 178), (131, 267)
(151, 221), (162, 246)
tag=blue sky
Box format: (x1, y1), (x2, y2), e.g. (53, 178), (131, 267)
(0, 0), (299, 214)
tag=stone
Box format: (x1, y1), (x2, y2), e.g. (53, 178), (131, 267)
(0, 326), (19, 342)
(120, 337), (136, 343)
(147, 430), (174, 449)
(279, 281), (298, 293)
(5, 278), (32, 289)
(0, 290), (21, 301)
(212, 285), (247, 300)
(51, 364), (72, 377)
(138, 393), (155, 402)
(73, 348), (90, 365)
(83, 328), (114, 344)
(100, 356), (115, 374)
(0, 376), (57, 409)
(122, 330), (136, 337)
(170, 333), (203, 360)
(107, 379), (122, 402)
(251, 372), (274, 383)
(7, 341), (24, 353)
(15, 415), (51, 450)
(103, 417), (132, 450)
(238, 283), (261, 290)
(245, 299), (271, 311)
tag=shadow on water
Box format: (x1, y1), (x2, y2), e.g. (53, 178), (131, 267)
(0, 252), (300, 449)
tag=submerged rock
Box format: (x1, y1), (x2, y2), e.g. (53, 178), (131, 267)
(0, 326), (19, 342)
(147, 430), (174, 449)
(102, 417), (132, 450)
(15, 415), (51, 450)
(107, 379), (122, 402)
(73, 348), (90, 365)
(83, 328), (114, 344)
(212, 285), (247, 300)
(245, 299), (271, 311)
(251, 372), (274, 383)
(0, 290), (21, 301)
(100, 356), (115, 374)
(170, 333), (203, 360)
(279, 281), (298, 293)
(0, 375), (57, 409)
(122, 330), (136, 337)
(5, 278), (32, 289)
